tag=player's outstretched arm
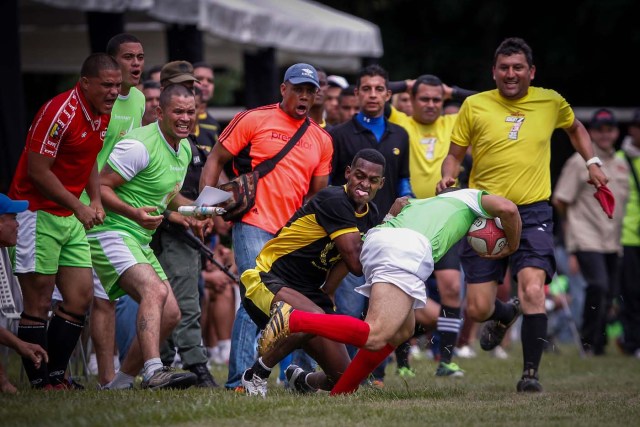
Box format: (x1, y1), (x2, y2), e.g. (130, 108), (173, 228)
(437, 143), (467, 194)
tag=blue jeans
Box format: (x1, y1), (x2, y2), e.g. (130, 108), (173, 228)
(115, 295), (138, 362)
(334, 273), (367, 359)
(225, 222), (274, 389)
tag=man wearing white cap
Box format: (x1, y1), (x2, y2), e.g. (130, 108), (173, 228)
(200, 63), (333, 393)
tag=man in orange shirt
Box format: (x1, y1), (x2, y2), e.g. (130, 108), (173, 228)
(200, 63), (333, 391)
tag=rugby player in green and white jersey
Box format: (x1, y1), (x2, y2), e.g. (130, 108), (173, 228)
(80, 33), (146, 389)
(260, 188), (522, 395)
(87, 84), (199, 390)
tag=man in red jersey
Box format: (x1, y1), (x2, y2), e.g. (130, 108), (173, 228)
(8, 53), (121, 389)
(200, 63), (333, 392)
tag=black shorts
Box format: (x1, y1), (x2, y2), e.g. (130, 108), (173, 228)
(434, 239), (462, 271)
(461, 201), (556, 285)
(242, 271), (335, 329)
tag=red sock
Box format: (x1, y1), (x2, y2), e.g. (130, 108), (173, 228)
(289, 311), (370, 348)
(330, 343), (395, 395)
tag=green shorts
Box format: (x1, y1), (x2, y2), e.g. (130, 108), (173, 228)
(11, 210), (92, 274)
(87, 230), (167, 301)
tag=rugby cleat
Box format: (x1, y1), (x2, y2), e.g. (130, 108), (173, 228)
(480, 297), (521, 351)
(257, 301), (294, 356)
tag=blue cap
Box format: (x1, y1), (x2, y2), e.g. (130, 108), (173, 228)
(0, 193), (28, 215)
(283, 63), (319, 88)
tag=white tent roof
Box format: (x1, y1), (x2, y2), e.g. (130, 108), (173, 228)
(22, 0), (382, 73)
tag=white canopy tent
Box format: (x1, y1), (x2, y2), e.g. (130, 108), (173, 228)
(21, 0), (383, 73)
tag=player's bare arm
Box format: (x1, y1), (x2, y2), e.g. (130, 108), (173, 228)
(437, 142), (467, 194)
(27, 151), (99, 229)
(480, 194), (522, 258)
(333, 231), (364, 276)
(564, 118), (609, 187)
(99, 163), (163, 230)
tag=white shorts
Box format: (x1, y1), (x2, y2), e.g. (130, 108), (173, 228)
(51, 270), (109, 302)
(356, 227), (434, 309)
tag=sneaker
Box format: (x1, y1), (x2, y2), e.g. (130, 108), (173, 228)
(97, 382), (133, 390)
(140, 366), (197, 390)
(187, 363), (219, 388)
(66, 378), (85, 390)
(409, 344), (423, 360)
(397, 366), (416, 378)
(492, 345), (509, 360)
(241, 369), (268, 397)
(516, 369), (543, 392)
(455, 345), (477, 359)
(369, 378), (385, 389)
(285, 364), (317, 394)
(435, 361), (464, 377)
(480, 297), (521, 351)
(257, 301), (294, 356)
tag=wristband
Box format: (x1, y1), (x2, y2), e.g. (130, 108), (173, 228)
(586, 156), (603, 167)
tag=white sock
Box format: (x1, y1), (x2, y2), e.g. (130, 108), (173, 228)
(143, 358), (164, 380)
(106, 371), (135, 389)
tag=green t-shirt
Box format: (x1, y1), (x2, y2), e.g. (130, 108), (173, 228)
(379, 189), (490, 262)
(80, 87), (145, 205)
(98, 87), (146, 171)
(90, 122), (191, 245)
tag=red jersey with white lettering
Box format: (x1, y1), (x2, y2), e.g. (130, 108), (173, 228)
(9, 83), (109, 216)
(220, 104), (333, 234)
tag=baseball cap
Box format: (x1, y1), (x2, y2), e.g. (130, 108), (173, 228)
(327, 75), (349, 90)
(160, 61), (199, 85)
(0, 193), (28, 215)
(590, 108), (617, 128)
(283, 63), (319, 88)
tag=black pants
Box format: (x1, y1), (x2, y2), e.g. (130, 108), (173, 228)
(575, 251), (620, 354)
(620, 246), (640, 354)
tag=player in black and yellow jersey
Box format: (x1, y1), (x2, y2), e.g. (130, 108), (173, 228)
(238, 148), (398, 396)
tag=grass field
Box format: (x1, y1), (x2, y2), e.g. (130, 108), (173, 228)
(1, 343), (639, 427)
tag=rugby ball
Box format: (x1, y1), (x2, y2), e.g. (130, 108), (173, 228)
(467, 217), (507, 256)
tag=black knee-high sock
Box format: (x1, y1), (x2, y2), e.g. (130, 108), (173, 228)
(521, 313), (547, 374)
(487, 299), (515, 323)
(18, 321), (49, 388)
(47, 313), (84, 385)
(438, 305), (461, 364)
(395, 340), (411, 369)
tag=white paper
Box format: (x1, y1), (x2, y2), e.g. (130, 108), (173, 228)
(193, 186), (232, 206)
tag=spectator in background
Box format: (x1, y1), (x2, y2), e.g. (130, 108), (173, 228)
(617, 108), (640, 359)
(141, 80), (161, 126)
(337, 86), (359, 124)
(193, 62), (221, 154)
(325, 75), (347, 127)
(146, 64), (162, 83)
(391, 92), (413, 116)
(553, 108), (629, 356)
(199, 63), (333, 392)
(309, 68), (330, 129)
(0, 193), (49, 393)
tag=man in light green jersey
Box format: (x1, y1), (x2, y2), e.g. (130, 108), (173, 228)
(87, 84), (199, 390)
(259, 188), (522, 395)
(87, 33), (147, 389)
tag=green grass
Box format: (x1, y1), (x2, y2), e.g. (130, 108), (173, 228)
(1, 344), (639, 427)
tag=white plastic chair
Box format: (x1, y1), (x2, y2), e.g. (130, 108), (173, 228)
(0, 247), (22, 368)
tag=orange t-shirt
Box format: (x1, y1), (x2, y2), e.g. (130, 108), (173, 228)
(220, 104), (333, 234)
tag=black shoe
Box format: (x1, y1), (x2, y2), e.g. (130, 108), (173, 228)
(516, 369), (543, 393)
(187, 363), (219, 388)
(480, 297), (521, 351)
(285, 364), (316, 394)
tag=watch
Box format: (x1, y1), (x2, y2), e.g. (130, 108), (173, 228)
(586, 156), (603, 167)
